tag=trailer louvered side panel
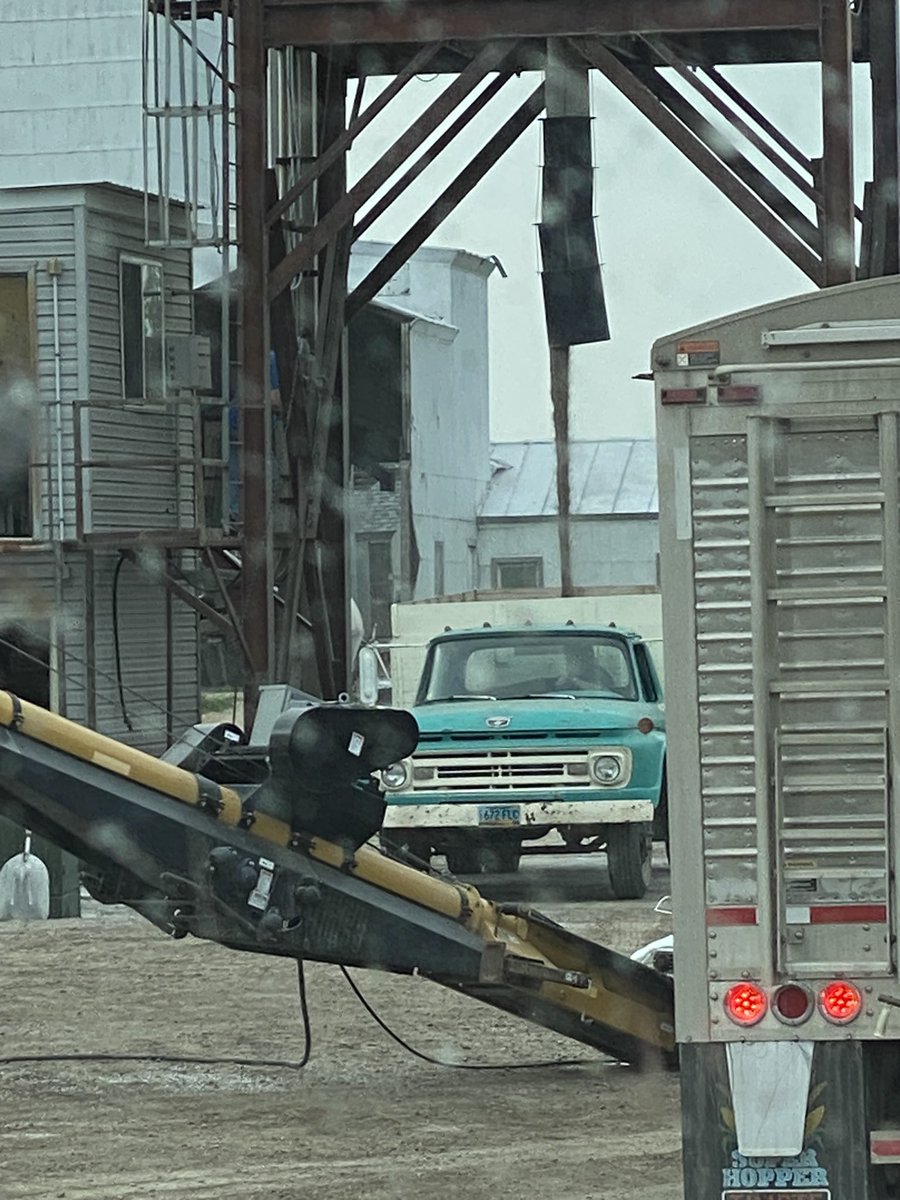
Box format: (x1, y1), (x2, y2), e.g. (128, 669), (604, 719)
(690, 435), (756, 909)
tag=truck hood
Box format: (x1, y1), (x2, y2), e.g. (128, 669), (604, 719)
(411, 697), (654, 738)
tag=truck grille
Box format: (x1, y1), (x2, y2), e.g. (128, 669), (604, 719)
(412, 749), (591, 791)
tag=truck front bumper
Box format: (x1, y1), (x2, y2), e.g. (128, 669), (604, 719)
(381, 797), (654, 829)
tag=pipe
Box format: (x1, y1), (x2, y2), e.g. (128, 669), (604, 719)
(50, 268), (65, 541)
(712, 357), (900, 376)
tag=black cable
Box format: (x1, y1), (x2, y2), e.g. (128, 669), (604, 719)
(0, 959), (311, 1072)
(339, 965), (592, 1071)
(0, 627), (186, 730)
(111, 554), (134, 732)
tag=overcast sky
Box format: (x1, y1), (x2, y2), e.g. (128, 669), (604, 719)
(348, 62), (873, 443)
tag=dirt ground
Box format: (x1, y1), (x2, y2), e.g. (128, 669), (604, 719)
(0, 856), (682, 1200)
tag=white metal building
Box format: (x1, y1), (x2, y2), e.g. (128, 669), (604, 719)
(348, 243), (495, 637)
(477, 439), (659, 591)
(0, 183), (210, 751)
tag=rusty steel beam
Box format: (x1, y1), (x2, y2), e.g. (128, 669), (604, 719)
(865, 0), (899, 275)
(702, 64), (815, 174)
(645, 36), (824, 214)
(236, 0), (275, 708)
(125, 549), (247, 649)
(576, 37), (824, 285)
(634, 63), (822, 254)
(346, 83), (545, 318)
(267, 42), (443, 227)
(263, 0), (820, 48)
(202, 547), (257, 672)
(354, 72), (512, 240)
(305, 56), (351, 697)
(820, 0), (856, 284)
(267, 39), (517, 301)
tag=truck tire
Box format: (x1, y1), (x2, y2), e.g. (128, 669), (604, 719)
(606, 822), (653, 900)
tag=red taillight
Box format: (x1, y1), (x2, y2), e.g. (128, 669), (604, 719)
(660, 387), (705, 405)
(725, 982), (767, 1026)
(819, 980), (862, 1024)
(637, 716), (655, 734)
(773, 983), (813, 1025)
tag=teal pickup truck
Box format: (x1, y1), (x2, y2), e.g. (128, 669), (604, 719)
(379, 624), (666, 898)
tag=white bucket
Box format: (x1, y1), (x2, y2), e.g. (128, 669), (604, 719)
(0, 833), (50, 921)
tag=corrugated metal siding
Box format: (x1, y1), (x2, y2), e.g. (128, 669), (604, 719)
(0, 187), (201, 746)
(481, 439), (659, 518)
(0, 203), (80, 539)
(0, 556), (58, 625)
(90, 550), (198, 752)
(83, 194), (196, 533)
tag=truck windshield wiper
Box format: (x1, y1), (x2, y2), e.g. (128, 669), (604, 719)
(425, 694), (498, 702)
(517, 692), (577, 700)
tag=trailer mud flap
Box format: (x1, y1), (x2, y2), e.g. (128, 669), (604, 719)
(726, 1041), (812, 1156)
(680, 1041), (900, 1199)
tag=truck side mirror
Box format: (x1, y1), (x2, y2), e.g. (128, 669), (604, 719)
(357, 645), (380, 708)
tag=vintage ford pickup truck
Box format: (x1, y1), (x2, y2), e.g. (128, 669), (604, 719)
(379, 623), (666, 898)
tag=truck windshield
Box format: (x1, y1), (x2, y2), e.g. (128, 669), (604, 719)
(419, 633), (638, 703)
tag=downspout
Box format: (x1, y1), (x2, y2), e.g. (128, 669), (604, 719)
(48, 259), (67, 715)
(49, 263), (65, 542)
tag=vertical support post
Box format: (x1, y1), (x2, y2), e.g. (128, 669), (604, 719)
(868, 0), (900, 276)
(820, 0), (856, 285)
(235, 0), (273, 718)
(308, 52), (349, 695)
(550, 346), (573, 596)
(544, 39), (593, 598)
(165, 547), (175, 746)
(85, 546), (97, 730)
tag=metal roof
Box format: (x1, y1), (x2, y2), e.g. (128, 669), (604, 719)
(480, 440), (658, 519)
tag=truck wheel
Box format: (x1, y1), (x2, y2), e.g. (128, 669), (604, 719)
(606, 822), (653, 900)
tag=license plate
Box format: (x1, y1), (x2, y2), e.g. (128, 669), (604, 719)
(477, 804), (521, 826)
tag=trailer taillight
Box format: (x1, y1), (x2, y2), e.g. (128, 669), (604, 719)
(724, 982), (767, 1026)
(819, 980), (862, 1024)
(773, 983), (813, 1025)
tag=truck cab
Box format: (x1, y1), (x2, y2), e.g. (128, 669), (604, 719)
(379, 623), (666, 898)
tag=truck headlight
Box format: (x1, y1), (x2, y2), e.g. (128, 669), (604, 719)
(590, 754), (624, 784)
(381, 760), (411, 791)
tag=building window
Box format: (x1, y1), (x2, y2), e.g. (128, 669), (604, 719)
(491, 556), (544, 590)
(434, 540), (445, 597)
(121, 258), (164, 401)
(0, 272), (35, 538)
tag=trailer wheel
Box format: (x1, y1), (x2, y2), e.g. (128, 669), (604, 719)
(606, 822), (653, 899)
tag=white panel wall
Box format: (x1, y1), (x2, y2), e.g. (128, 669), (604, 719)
(0, 1), (145, 190)
(477, 516), (660, 590)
